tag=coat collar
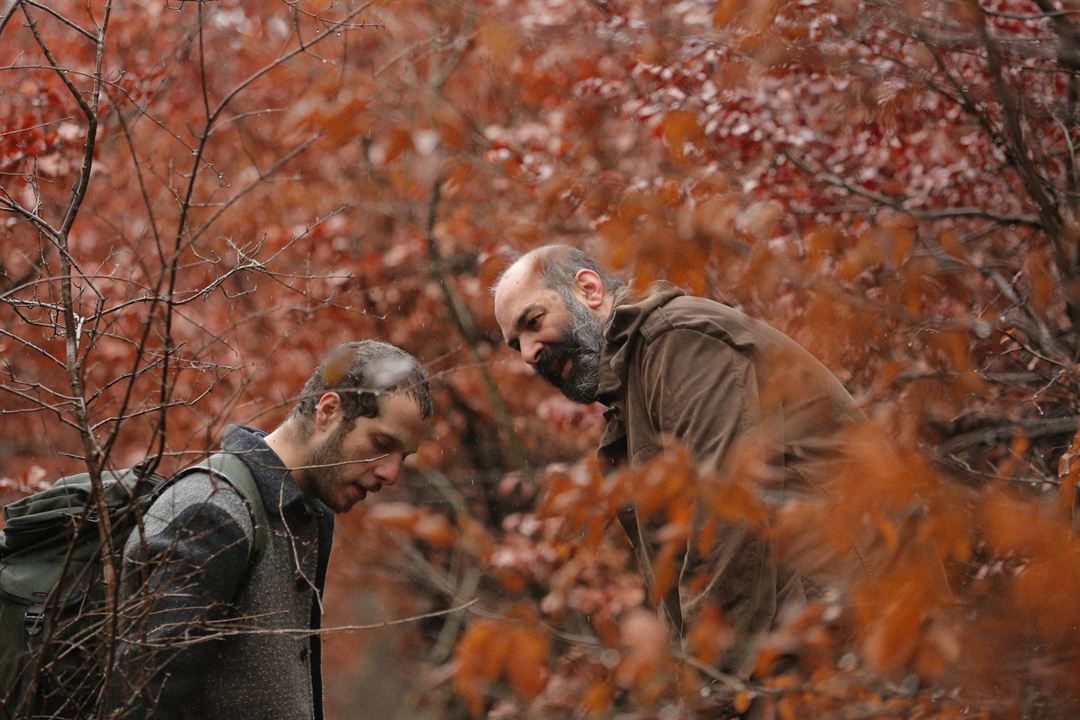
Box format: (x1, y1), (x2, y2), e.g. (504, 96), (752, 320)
(596, 281), (685, 406)
(222, 424), (333, 517)
(595, 281), (685, 465)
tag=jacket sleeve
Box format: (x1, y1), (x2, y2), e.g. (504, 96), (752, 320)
(107, 474), (253, 720)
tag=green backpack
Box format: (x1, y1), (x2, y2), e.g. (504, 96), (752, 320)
(0, 454), (268, 720)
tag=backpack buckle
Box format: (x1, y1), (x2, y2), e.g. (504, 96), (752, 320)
(24, 592), (48, 636)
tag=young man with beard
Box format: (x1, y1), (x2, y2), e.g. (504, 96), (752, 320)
(492, 244), (867, 676)
(107, 340), (432, 720)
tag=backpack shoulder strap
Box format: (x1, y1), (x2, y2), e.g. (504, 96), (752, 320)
(173, 453), (269, 562)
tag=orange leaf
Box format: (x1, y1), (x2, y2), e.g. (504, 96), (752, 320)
(453, 620), (512, 715)
(662, 110), (703, 164)
(882, 213), (915, 267)
(713, 0), (742, 27)
(1025, 249), (1056, 313)
(805, 226), (845, 269)
(734, 691), (754, 713)
(366, 502), (421, 532)
(505, 626), (551, 699)
(649, 542), (681, 607)
(381, 127), (413, 165)
(837, 233), (884, 280)
(685, 604), (731, 666)
(477, 20), (521, 64)
(596, 216), (637, 269)
(582, 678), (613, 713)
(939, 230), (968, 261)
(415, 513), (456, 548)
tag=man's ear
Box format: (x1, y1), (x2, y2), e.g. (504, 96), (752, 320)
(575, 269), (605, 309)
(314, 392), (342, 431)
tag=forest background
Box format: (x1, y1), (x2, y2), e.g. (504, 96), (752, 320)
(2, 0), (1079, 717)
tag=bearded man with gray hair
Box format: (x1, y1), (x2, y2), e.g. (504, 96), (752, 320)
(493, 244), (868, 677)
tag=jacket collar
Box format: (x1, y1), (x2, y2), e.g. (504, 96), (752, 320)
(222, 424), (332, 516)
(596, 281), (685, 406)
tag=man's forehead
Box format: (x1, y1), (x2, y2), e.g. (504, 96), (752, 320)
(497, 258), (539, 292)
(494, 262), (543, 320)
(374, 393), (428, 451)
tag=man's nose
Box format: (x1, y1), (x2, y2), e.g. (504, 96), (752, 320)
(374, 455), (403, 485)
(521, 337), (543, 366)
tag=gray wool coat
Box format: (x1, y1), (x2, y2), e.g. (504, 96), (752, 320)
(108, 426), (334, 720)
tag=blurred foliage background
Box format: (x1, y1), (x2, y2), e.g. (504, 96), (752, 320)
(2, 0), (1079, 717)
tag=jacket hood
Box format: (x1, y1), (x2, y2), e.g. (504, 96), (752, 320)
(596, 281), (685, 406)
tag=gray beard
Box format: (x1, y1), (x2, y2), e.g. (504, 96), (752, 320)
(535, 295), (604, 404)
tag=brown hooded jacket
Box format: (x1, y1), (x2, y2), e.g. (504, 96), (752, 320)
(596, 282), (868, 672)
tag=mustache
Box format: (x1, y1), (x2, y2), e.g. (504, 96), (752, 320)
(535, 344), (574, 386)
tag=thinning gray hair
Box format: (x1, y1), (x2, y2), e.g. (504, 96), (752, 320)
(494, 244), (627, 301)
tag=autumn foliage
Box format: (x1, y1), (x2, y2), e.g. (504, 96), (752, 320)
(2, 0), (1079, 718)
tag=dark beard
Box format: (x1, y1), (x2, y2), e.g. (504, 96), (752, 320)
(298, 423), (349, 512)
(535, 296), (604, 404)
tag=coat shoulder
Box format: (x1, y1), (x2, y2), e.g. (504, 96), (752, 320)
(637, 296), (759, 351)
